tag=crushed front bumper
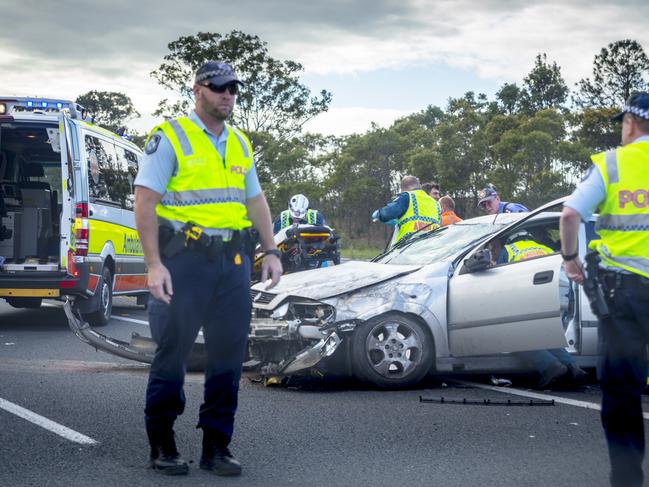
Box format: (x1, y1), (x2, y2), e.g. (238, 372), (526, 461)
(248, 317), (343, 374)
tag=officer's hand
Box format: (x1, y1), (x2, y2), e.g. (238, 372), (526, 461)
(147, 263), (173, 304)
(261, 254), (283, 290)
(564, 257), (585, 285)
(371, 210), (379, 222)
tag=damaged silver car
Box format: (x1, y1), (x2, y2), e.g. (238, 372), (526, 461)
(248, 198), (599, 388)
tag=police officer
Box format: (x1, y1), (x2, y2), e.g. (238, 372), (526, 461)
(273, 193), (325, 234)
(372, 175), (440, 246)
(560, 93), (649, 486)
(477, 185), (529, 214)
(134, 60), (282, 477)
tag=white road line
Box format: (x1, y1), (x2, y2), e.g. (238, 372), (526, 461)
(457, 380), (649, 420)
(0, 397), (98, 445)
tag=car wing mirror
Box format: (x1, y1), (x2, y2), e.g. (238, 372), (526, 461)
(463, 248), (492, 273)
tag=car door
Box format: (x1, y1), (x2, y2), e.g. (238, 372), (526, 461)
(447, 207), (569, 357)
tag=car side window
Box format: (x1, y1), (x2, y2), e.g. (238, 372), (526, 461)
(487, 220), (560, 267)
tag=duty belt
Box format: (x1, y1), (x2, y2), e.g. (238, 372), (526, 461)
(159, 222), (242, 261)
(601, 270), (649, 290)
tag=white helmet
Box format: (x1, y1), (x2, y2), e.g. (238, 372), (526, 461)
(289, 194), (309, 220)
(506, 229), (531, 244)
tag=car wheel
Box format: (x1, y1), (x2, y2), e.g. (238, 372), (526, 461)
(86, 267), (113, 327)
(352, 313), (434, 388)
(6, 297), (42, 309)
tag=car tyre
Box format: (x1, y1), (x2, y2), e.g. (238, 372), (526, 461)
(86, 267), (113, 327)
(352, 313), (434, 388)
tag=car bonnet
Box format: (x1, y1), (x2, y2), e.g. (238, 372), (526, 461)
(251, 260), (421, 301)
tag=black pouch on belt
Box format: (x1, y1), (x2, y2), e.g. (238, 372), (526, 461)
(159, 226), (186, 258)
(242, 228), (259, 261)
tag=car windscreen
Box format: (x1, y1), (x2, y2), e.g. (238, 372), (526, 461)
(374, 223), (506, 265)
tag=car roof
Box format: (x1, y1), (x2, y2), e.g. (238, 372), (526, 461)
(455, 211), (562, 226)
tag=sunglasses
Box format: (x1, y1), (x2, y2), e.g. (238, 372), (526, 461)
(201, 83), (239, 95)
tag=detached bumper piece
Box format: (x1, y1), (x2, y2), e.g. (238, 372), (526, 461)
(278, 332), (342, 374)
(63, 299), (207, 370)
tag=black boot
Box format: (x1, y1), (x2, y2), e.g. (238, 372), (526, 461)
(199, 428), (242, 476)
(146, 426), (189, 475)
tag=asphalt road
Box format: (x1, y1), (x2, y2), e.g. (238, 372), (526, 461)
(1, 298), (648, 487)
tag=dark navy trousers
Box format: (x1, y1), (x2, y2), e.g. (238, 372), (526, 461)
(598, 275), (649, 487)
(144, 247), (251, 445)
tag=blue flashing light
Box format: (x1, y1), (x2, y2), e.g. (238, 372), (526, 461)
(56, 102), (63, 109)
(41, 101), (48, 108)
(27, 101), (34, 107)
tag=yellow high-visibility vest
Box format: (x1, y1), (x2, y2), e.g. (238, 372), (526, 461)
(589, 141), (649, 278)
(504, 240), (553, 262)
(395, 190), (440, 243)
(148, 117), (253, 230)
(279, 209), (319, 229)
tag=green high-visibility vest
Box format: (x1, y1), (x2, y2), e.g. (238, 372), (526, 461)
(395, 190), (440, 243)
(589, 141), (649, 278)
(279, 209), (319, 230)
(504, 240), (553, 262)
(147, 117), (253, 230)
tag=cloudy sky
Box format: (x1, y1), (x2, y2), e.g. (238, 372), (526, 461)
(1, 0), (647, 136)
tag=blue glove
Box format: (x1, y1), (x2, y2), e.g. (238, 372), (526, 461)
(371, 210), (379, 222)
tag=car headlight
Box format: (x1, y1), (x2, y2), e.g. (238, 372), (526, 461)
(290, 302), (336, 325)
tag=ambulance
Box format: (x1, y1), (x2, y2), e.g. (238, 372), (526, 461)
(0, 97), (147, 326)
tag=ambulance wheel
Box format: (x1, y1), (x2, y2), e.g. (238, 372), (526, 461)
(87, 267), (113, 327)
(6, 297), (42, 309)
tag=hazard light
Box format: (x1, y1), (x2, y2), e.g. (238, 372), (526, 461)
(0, 97), (86, 119)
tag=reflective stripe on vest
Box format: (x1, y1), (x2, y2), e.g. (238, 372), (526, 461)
(149, 117), (253, 230)
(589, 142), (649, 278)
(280, 210), (291, 229)
(505, 240), (553, 262)
(396, 190), (440, 243)
(306, 209), (318, 225)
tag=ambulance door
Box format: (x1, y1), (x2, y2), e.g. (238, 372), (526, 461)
(58, 113), (82, 271)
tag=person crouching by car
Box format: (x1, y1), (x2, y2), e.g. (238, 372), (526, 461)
(490, 232), (587, 390)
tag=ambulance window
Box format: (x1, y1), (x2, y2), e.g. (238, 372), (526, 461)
(115, 145), (139, 210)
(85, 134), (129, 207)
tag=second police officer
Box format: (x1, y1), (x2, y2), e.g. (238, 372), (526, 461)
(560, 93), (649, 487)
(134, 61), (282, 477)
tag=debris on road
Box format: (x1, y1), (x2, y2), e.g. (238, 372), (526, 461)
(419, 395), (555, 406)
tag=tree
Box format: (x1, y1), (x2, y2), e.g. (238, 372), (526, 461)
(574, 39), (649, 108)
(495, 83), (522, 115)
(76, 91), (140, 134)
(519, 54), (568, 114)
(151, 31), (332, 145)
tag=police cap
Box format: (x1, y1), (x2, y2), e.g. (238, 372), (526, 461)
(195, 61), (244, 87)
(612, 92), (649, 122)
